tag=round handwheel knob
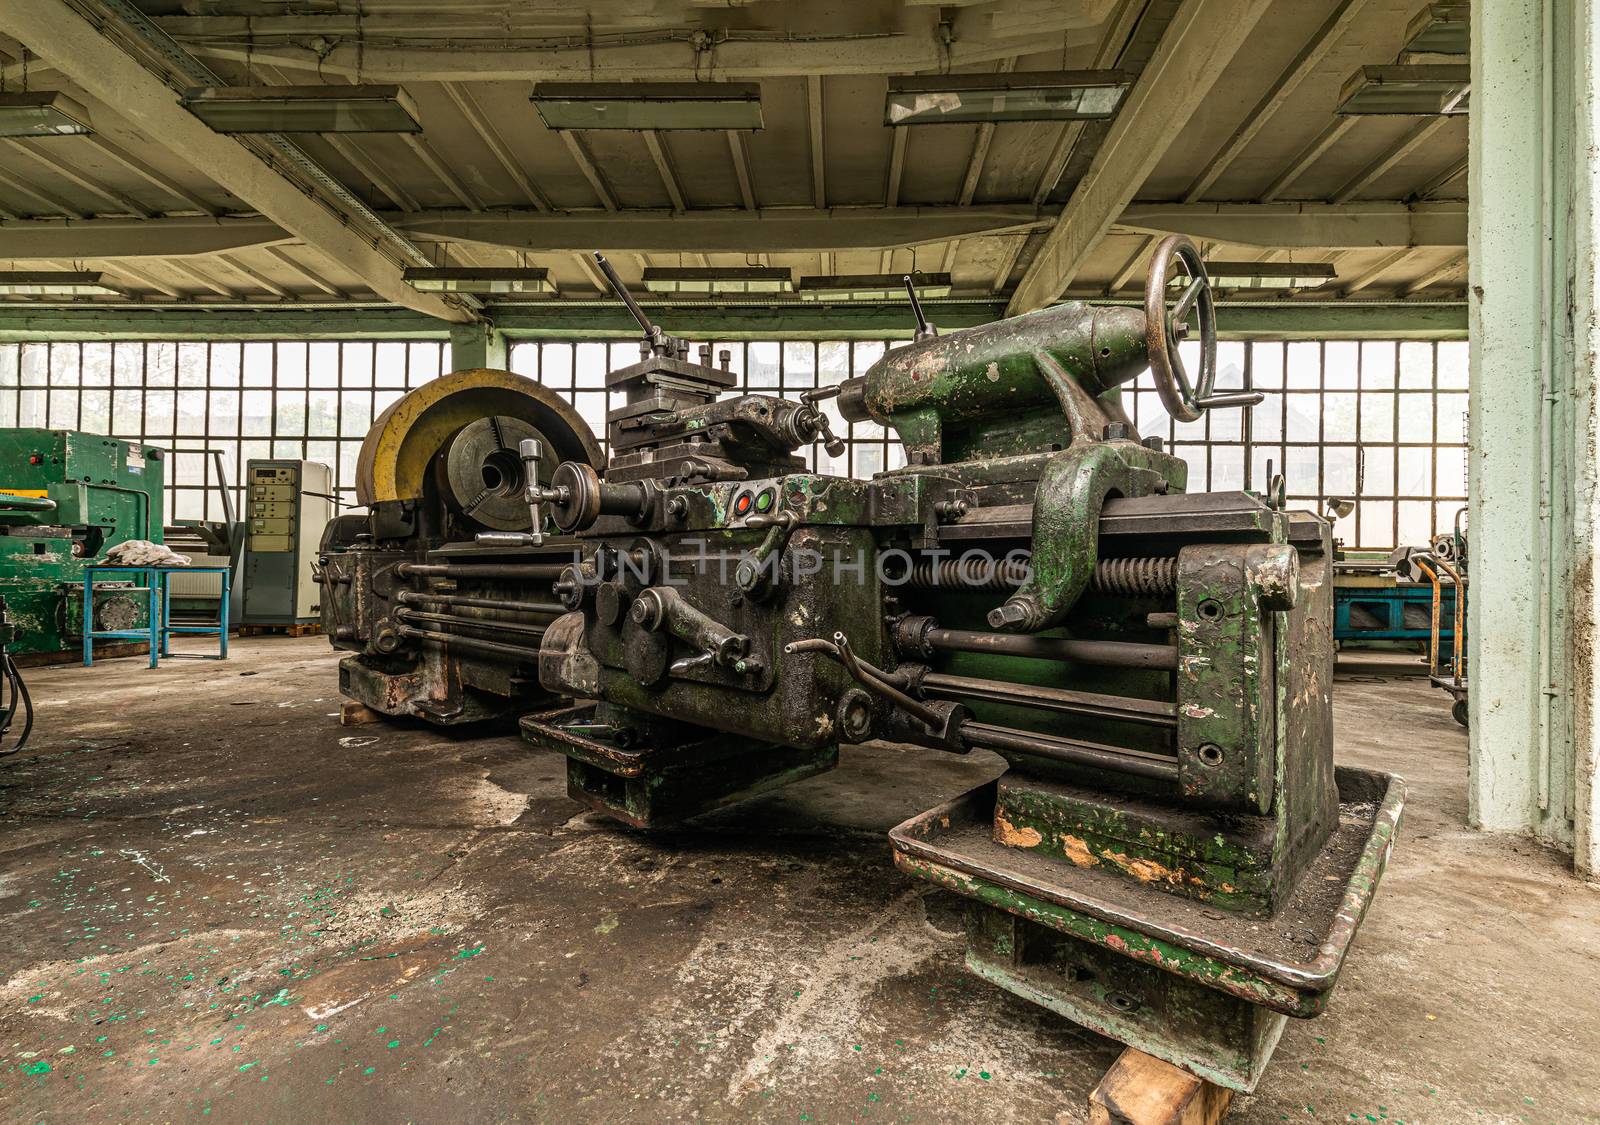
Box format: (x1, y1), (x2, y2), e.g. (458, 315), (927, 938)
(1144, 234), (1218, 424)
(547, 461), (603, 532)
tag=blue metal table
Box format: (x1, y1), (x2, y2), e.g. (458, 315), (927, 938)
(82, 565), (231, 667)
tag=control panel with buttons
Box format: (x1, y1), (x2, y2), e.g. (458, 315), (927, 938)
(726, 482), (782, 528)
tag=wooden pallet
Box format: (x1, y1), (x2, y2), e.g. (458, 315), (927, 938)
(1086, 1049), (1233, 1125)
(237, 622), (323, 638)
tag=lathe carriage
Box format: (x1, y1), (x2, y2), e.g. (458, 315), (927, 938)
(318, 237), (1402, 1092)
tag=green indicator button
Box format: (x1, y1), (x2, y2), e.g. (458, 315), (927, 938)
(754, 489), (774, 512)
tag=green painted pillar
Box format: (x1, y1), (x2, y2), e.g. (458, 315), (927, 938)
(1470, 0), (1600, 875)
(449, 321), (508, 371)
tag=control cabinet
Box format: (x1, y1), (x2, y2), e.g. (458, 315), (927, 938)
(241, 459), (333, 625)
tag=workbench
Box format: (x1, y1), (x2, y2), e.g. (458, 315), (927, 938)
(82, 565), (231, 668)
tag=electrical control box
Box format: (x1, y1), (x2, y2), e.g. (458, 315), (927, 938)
(241, 459), (333, 625)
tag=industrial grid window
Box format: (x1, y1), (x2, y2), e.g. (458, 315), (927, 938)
(0, 336), (1467, 551)
(0, 340), (448, 523)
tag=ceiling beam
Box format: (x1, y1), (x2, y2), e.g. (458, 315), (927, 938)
(1116, 201), (1466, 249)
(570, 252), (611, 294)
(1183, 0), (1371, 201)
(256, 62), (419, 213)
(959, 58), (1018, 207)
(807, 76), (827, 208)
(1414, 155), (1469, 200)
(1105, 235), (1157, 295)
(561, 132), (619, 212)
(442, 82), (551, 213)
(0, 166), (86, 219)
(991, 235), (1026, 292)
(1340, 248), (1419, 296)
(1331, 118), (1451, 204)
(265, 246), (349, 300)
(643, 132), (687, 213)
(726, 131), (757, 211)
(1260, 118), (1358, 202)
(0, 215), (285, 258)
(322, 135), (421, 213)
(4, 0), (469, 322)
(168, 259), (242, 300)
(1400, 251), (1467, 296)
(5, 141), (154, 218)
(216, 253), (294, 299)
(12, 202), (1463, 262)
(145, 14), (1116, 83)
(886, 127), (908, 207)
(1008, 0), (1276, 314)
(401, 205), (1053, 254)
(400, 134), (484, 211)
(87, 137), (219, 216)
(1029, 0), (1146, 205)
(103, 260), (182, 299)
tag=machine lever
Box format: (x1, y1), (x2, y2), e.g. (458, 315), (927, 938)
(594, 251), (686, 359)
(520, 438), (545, 547)
(904, 275), (938, 342)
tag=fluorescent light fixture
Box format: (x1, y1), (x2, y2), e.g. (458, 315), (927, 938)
(1337, 66), (1469, 116)
(641, 267), (793, 295)
(402, 268), (553, 295)
(531, 83), (763, 131)
(1403, 3), (1469, 55)
(0, 271), (125, 296)
(0, 91), (93, 137)
(181, 85), (423, 133)
(1203, 262), (1336, 290)
(884, 70), (1130, 126)
(797, 273), (953, 302)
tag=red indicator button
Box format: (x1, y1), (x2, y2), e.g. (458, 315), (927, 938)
(734, 493), (753, 516)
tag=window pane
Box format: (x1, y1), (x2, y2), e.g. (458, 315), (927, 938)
(0, 332), (1467, 554)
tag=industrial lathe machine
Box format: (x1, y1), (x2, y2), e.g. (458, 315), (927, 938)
(0, 429), (165, 658)
(321, 237), (1403, 1093)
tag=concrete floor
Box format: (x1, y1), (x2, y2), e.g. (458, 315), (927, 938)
(0, 638), (1596, 1124)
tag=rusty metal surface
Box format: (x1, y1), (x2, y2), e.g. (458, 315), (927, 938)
(887, 766), (1404, 1018)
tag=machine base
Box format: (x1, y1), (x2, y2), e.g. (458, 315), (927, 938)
(522, 704), (839, 827)
(964, 902), (1286, 1092)
(889, 768), (1403, 1090)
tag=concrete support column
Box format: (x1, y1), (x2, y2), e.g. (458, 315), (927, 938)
(448, 322), (507, 371)
(1470, 0), (1600, 875)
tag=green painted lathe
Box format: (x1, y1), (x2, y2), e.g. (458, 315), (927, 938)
(322, 236), (1402, 1093)
(0, 429), (166, 658)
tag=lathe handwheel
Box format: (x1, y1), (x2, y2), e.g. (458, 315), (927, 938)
(1144, 234), (1217, 424)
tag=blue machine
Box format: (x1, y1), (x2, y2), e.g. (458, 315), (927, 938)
(1334, 579), (1458, 644)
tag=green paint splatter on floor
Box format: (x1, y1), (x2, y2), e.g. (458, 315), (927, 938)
(23, 1061), (51, 1076)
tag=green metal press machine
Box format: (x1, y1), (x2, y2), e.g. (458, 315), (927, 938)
(0, 429), (166, 658)
(322, 236), (1403, 1093)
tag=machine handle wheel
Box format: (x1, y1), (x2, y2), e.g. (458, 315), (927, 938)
(1144, 234), (1261, 423)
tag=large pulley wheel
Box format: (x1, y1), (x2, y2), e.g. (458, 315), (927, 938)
(1144, 234), (1218, 424)
(355, 367), (604, 514)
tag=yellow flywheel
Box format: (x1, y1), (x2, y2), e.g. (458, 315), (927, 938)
(354, 368), (603, 520)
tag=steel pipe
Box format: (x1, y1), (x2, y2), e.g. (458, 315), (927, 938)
(397, 591), (564, 615)
(395, 624), (543, 662)
(960, 722), (1178, 781)
(920, 626), (1178, 671)
(398, 562), (566, 581)
(921, 672), (1177, 728)
(395, 608), (549, 640)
